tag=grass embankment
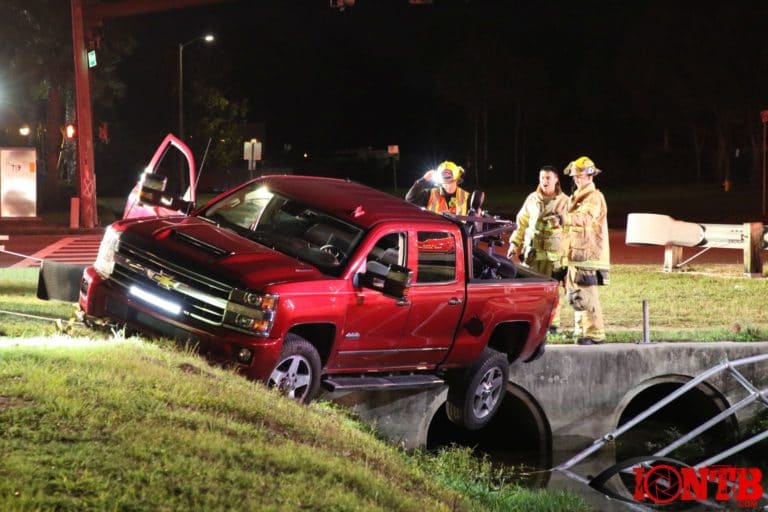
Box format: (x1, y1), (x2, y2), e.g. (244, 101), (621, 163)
(0, 268), (589, 510)
(0, 260), (765, 509)
(0, 337), (588, 511)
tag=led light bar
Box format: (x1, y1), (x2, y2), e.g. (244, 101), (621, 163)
(129, 285), (182, 316)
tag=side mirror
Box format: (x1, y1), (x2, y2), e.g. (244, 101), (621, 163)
(137, 172), (167, 206)
(136, 172), (195, 213)
(355, 262), (412, 301)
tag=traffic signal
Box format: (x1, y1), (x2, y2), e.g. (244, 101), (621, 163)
(98, 122), (109, 143)
(65, 123), (77, 139)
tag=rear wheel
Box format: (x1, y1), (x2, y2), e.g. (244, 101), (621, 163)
(446, 348), (509, 430)
(266, 334), (321, 404)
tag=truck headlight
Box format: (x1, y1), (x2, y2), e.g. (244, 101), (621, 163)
(94, 226), (121, 278)
(224, 290), (278, 336)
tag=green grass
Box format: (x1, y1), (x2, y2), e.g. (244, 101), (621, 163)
(549, 263), (768, 343)
(0, 269), (91, 338)
(0, 337), (591, 511)
(1, 259), (765, 509)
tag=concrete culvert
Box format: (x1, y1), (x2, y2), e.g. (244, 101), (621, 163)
(427, 384), (552, 488)
(616, 380), (736, 464)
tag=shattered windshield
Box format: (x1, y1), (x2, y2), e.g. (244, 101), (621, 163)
(199, 183), (364, 276)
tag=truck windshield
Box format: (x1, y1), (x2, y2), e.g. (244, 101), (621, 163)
(199, 183), (364, 276)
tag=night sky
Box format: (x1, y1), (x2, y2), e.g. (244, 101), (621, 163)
(102, 0), (768, 189)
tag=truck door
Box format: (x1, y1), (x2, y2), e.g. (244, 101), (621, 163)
(400, 229), (465, 366)
(123, 134), (197, 220)
(335, 231), (415, 371)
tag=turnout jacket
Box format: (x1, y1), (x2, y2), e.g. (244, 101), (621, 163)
(562, 182), (610, 272)
(508, 187), (568, 264)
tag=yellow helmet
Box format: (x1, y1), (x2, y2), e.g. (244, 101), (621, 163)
(436, 161), (465, 184)
(564, 156), (601, 176)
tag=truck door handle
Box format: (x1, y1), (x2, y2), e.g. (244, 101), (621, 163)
(448, 298), (462, 306)
(396, 299), (411, 307)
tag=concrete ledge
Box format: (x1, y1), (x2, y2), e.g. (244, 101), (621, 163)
(514, 341), (768, 450)
(321, 386), (447, 449)
(322, 342), (768, 452)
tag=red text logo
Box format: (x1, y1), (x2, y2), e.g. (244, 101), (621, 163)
(633, 464), (763, 508)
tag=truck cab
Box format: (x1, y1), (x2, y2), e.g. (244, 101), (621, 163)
(78, 136), (559, 430)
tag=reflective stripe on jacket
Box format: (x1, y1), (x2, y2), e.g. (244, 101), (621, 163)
(563, 182), (610, 271)
(427, 188), (469, 215)
(509, 188), (568, 263)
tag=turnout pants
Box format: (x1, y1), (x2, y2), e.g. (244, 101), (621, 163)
(566, 266), (605, 341)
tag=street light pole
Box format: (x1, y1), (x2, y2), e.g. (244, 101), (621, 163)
(178, 41), (184, 143)
(763, 119), (766, 218)
(177, 34), (213, 186)
(178, 34), (214, 143)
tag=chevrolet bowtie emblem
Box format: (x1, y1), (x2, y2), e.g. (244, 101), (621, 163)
(151, 273), (178, 290)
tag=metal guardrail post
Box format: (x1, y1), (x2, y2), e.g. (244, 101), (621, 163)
(743, 222), (764, 276)
(640, 300), (651, 344)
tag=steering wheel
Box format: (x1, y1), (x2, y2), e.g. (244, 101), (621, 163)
(319, 244), (345, 264)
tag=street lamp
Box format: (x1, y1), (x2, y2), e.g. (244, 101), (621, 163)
(178, 33), (214, 143)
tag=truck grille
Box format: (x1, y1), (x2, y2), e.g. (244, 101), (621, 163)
(110, 241), (232, 326)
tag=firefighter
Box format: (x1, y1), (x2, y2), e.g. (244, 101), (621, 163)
(507, 165), (569, 333)
(405, 161), (469, 215)
(561, 156), (610, 345)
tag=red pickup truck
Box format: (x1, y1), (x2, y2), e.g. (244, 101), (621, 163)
(77, 135), (559, 430)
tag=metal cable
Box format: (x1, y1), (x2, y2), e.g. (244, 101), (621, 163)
(0, 247), (43, 263)
(0, 308), (83, 325)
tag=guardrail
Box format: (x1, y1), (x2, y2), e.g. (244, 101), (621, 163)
(626, 213), (765, 276)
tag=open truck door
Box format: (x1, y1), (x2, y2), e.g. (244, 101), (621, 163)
(123, 133), (197, 219)
(38, 134), (200, 303)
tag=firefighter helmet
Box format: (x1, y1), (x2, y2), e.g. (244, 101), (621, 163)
(564, 156), (602, 176)
(437, 161), (464, 183)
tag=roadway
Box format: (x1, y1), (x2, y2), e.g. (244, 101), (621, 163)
(0, 229), (746, 269)
(0, 233), (103, 268)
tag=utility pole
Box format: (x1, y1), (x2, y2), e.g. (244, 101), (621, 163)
(69, 0), (230, 228)
(70, 0), (97, 228)
(761, 110), (768, 218)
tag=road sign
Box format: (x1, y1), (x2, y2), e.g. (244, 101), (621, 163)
(243, 139), (262, 171)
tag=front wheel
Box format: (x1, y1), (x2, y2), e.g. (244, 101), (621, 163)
(266, 334), (321, 404)
(446, 348), (509, 430)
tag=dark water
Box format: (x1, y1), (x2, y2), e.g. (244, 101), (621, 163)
(427, 402), (768, 511)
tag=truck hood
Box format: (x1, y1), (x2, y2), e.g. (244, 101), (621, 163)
(119, 216), (327, 289)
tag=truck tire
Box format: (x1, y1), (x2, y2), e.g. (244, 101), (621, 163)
(266, 333), (321, 404)
(446, 348), (509, 430)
